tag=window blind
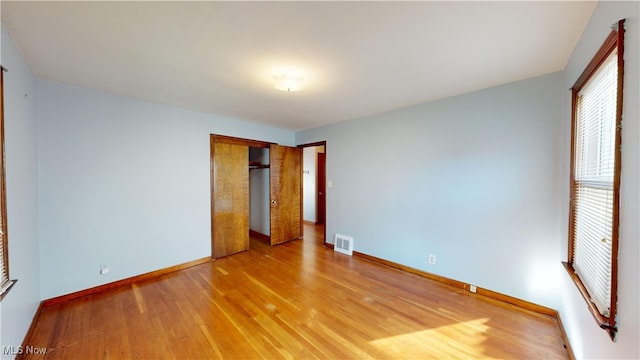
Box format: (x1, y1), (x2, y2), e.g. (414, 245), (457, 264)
(0, 228), (9, 293)
(0, 66), (9, 297)
(571, 50), (618, 318)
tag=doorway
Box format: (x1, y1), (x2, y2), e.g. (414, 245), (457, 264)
(299, 141), (327, 245)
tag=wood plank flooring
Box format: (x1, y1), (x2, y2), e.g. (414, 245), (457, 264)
(22, 224), (568, 359)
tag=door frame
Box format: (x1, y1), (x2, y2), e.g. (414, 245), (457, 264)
(297, 141), (327, 246)
(210, 134), (274, 259)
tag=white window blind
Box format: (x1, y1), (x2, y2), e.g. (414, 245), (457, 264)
(571, 49), (618, 318)
(0, 66), (9, 298)
(0, 227), (9, 293)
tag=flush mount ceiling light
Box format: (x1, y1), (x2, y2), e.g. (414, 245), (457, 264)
(273, 73), (304, 92)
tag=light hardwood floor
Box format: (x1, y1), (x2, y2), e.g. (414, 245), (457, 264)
(21, 224), (569, 359)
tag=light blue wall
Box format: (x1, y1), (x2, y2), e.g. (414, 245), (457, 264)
(558, 2), (639, 359)
(37, 80), (294, 299)
(0, 26), (40, 358)
(297, 72), (566, 310)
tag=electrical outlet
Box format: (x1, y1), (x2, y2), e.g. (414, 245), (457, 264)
(469, 285), (477, 293)
(428, 254), (436, 265)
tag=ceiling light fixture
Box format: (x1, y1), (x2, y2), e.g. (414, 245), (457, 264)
(273, 73), (304, 92)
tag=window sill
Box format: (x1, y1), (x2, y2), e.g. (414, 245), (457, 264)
(0, 279), (17, 302)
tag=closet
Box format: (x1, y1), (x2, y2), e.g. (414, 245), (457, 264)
(210, 135), (302, 259)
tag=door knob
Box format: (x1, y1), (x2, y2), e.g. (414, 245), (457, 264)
(271, 200), (277, 204)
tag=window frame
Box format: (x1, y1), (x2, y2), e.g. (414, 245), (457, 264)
(564, 19), (625, 340)
(0, 65), (16, 301)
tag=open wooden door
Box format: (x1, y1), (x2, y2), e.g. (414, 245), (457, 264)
(211, 140), (249, 258)
(270, 144), (302, 245)
(316, 152), (326, 225)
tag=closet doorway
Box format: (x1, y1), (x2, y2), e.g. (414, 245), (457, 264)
(299, 141), (327, 245)
(210, 135), (302, 259)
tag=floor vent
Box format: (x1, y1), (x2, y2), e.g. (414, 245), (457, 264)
(334, 234), (353, 256)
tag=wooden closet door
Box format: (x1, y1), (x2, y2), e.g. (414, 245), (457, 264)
(211, 141), (249, 258)
(270, 144), (302, 245)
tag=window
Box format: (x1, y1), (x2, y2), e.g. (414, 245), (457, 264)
(565, 20), (624, 340)
(0, 66), (16, 301)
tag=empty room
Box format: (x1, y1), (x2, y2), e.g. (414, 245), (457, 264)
(0, 1), (638, 359)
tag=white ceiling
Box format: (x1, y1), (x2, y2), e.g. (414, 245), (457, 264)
(1, 1), (595, 131)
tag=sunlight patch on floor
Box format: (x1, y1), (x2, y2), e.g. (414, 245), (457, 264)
(369, 318), (491, 358)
